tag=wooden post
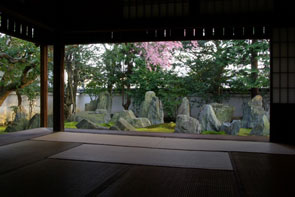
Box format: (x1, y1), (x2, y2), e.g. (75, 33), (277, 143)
(40, 44), (48, 127)
(53, 42), (65, 132)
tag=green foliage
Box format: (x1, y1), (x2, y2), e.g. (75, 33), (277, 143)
(130, 65), (188, 120)
(180, 40), (269, 105)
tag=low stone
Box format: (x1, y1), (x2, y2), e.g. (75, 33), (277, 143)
(76, 119), (108, 130)
(85, 100), (97, 111)
(5, 116), (29, 132)
(250, 115), (270, 136)
(220, 122), (231, 135)
(175, 115), (201, 134)
(95, 109), (108, 114)
(115, 118), (136, 131)
(110, 110), (136, 123)
(220, 120), (241, 135)
(27, 114), (40, 129)
(70, 111), (110, 124)
(210, 103), (234, 124)
(177, 97), (190, 116)
(231, 120), (241, 135)
(199, 104), (221, 131)
(130, 118), (151, 128)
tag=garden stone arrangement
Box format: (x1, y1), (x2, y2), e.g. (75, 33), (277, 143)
(174, 95), (269, 136)
(175, 97), (201, 134)
(3, 91), (269, 137)
(70, 91), (112, 124)
(139, 91), (164, 125)
(242, 95), (270, 136)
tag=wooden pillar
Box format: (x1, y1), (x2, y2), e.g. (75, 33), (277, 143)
(53, 42), (65, 132)
(40, 44), (48, 127)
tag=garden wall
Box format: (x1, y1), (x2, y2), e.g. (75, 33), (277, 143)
(0, 92), (269, 125)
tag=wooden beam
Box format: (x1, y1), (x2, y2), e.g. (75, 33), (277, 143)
(40, 44), (48, 127)
(53, 42), (65, 132)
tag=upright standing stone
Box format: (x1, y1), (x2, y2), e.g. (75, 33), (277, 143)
(220, 120), (241, 135)
(242, 95), (268, 128)
(139, 91), (164, 125)
(139, 91), (156, 117)
(97, 91), (112, 114)
(250, 115), (270, 136)
(199, 104), (221, 131)
(147, 97), (164, 125)
(177, 97), (190, 116)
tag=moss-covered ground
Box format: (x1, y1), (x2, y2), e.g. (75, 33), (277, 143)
(0, 126), (7, 134)
(135, 122), (176, 133)
(64, 121), (253, 136)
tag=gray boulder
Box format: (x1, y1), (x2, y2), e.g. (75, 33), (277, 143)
(130, 118), (151, 128)
(175, 115), (201, 134)
(210, 103), (234, 124)
(147, 97), (164, 125)
(220, 120), (241, 135)
(5, 112), (29, 132)
(250, 115), (270, 136)
(242, 95), (268, 129)
(110, 110), (136, 123)
(85, 100), (97, 111)
(76, 119), (108, 130)
(177, 97), (190, 116)
(139, 91), (156, 117)
(70, 111), (110, 124)
(97, 91), (112, 114)
(115, 118), (136, 131)
(199, 104), (221, 131)
(27, 114), (40, 129)
(139, 91), (164, 125)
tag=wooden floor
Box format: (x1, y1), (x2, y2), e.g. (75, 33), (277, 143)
(0, 128), (295, 197)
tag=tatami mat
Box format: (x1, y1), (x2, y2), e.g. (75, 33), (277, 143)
(34, 132), (295, 155)
(50, 144), (233, 170)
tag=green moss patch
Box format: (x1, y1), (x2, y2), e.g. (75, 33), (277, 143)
(136, 122), (176, 133)
(201, 131), (226, 135)
(238, 128), (252, 136)
(64, 122), (78, 129)
(0, 126), (7, 134)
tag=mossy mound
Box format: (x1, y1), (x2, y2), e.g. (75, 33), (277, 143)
(135, 122), (175, 133)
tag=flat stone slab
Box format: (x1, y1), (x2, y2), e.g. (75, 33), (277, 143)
(34, 132), (295, 155)
(50, 144), (233, 170)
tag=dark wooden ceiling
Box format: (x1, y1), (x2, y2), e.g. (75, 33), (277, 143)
(0, 0), (293, 44)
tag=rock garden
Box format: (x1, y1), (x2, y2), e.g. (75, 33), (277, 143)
(60, 91), (270, 137)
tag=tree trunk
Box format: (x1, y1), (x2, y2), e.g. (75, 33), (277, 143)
(250, 39), (260, 98)
(64, 58), (74, 120)
(16, 90), (22, 107)
(122, 61), (132, 110)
